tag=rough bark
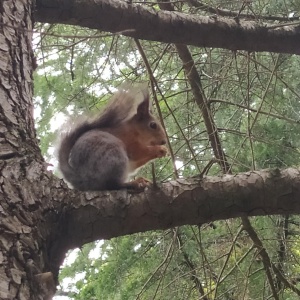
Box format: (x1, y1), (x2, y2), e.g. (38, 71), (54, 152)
(0, 0), (55, 299)
(44, 167), (300, 276)
(34, 0), (300, 55)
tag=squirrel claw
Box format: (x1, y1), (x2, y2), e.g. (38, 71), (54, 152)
(125, 177), (151, 193)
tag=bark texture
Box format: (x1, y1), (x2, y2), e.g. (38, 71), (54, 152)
(55, 168), (300, 238)
(0, 1), (56, 299)
(44, 167), (300, 276)
(34, 0), (300, 55)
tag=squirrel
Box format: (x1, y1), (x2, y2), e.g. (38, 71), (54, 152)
(58, 85), (168, 191)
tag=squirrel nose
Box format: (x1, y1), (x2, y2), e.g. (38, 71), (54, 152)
(161, 140), (167, 145)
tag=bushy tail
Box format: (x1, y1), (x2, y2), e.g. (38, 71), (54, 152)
(57, 108), (117, 184)
(58, 121), (93, 183)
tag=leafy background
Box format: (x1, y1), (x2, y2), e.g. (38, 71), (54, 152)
(34, 1), (300, 299)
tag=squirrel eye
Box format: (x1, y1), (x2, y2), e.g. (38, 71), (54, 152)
(149, 121), (157, 129)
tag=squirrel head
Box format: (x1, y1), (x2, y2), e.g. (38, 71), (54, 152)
(129, 93), (167, 146)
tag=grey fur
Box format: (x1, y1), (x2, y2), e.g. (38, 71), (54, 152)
(67, 130), (128, 191)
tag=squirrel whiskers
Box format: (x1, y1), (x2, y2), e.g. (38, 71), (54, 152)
(58, 85), (168, 191)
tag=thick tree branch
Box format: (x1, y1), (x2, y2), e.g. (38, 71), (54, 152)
(34, 0), (300, 55)
(48, 167), (300, 273)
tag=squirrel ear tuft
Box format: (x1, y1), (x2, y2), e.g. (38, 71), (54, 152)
(136, 93), (150, 118)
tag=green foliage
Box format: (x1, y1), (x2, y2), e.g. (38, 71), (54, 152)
(58, 219), (300, 299)
(34, 1), (300, 299)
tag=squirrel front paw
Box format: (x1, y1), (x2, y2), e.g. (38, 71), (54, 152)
(125, 177), (151, 193)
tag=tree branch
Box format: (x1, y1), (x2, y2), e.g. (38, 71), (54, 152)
(48, 167), (300, 273)
(242, 216), (300, 296)
(186, 0), (300, 22)
(242, 217), (280, 299)
(158, 0), (230, 173)
(34, 0), (300, 55)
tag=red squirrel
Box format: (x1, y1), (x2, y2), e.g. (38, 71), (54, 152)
(58, 86), (168, 191)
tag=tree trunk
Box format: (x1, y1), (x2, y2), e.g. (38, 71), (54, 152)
(0, 0), (56, 299)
